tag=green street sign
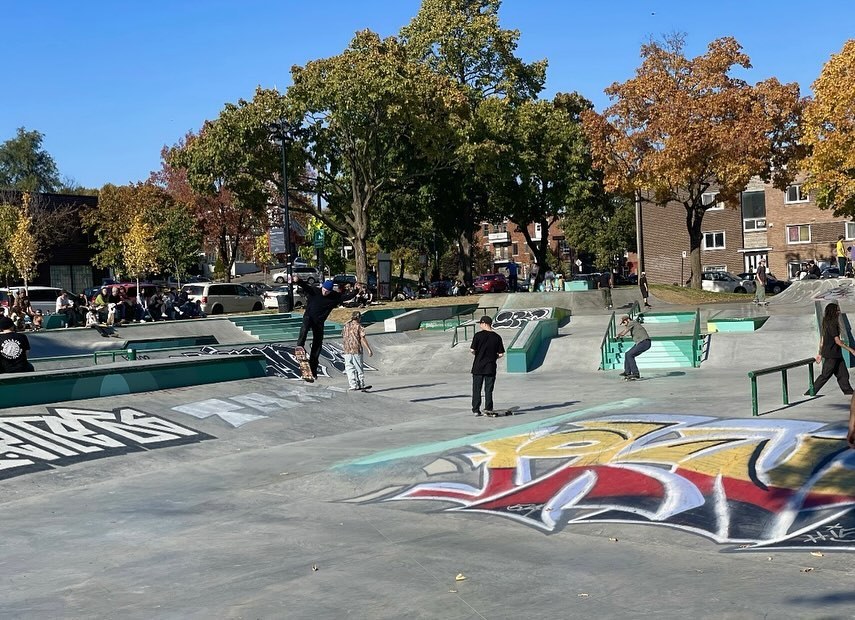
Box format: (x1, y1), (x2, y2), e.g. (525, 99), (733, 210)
(313, 230), (325, 249)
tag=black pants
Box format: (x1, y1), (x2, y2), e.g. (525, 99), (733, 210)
(472, 373), (496, 412)
(813, 356), (853, 394)
(58, 307), (77, 327)
(297, 315), (325, 376)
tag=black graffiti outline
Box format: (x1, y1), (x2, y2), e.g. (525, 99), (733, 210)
(493, 308), (551, 329)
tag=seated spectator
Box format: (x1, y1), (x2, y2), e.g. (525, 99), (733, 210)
(32, 309), (43, 331)
(147, 291), (164, 321)
(56, 290), (78, 327)
(108, 286), (126, 323)
(0, 316), (34, 372)
(808, 261), (822, 279)
(85, 306), (100, 327)
(94, 287), (110, 323)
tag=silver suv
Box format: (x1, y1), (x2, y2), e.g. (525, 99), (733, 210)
(272, 266), (321, 285)
(701, 271), (756, 294)
(181, 283), (264, 315)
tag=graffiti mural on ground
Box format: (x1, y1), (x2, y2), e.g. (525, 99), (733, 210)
(493, 308), (552, 329)
(180, 343), (376, 379)
(0, 407), (213, 480)
(351, 414), (855, 550)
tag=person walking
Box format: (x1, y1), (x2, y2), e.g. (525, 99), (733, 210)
(837, 235), (847, 276)
(806, 302), (855, 397)
(616, 314), (651, 380)
(753, 260), (768, 305)
(598, 270), (613, 309)
(470, 315), (504, 416)
(639, 271), (651, 308)
(295, 277), (357, 379)
(506, 259), (519, 292)
(341, 311), (373, 391)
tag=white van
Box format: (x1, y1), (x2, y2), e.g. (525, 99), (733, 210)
(180, 282), (264, 315)
(0, 286), (65, 315)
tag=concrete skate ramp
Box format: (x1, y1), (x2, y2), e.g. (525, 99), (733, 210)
(28, 317), (259, 359)
(769, 278), (855, 308)
(703, 314), (817, 371)
(499, 288), (646, 315)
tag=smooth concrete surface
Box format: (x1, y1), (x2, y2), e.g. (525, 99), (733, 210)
(2, 283), (854, 619)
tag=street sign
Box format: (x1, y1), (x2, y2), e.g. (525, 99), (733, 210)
(313, 230), (325, 249)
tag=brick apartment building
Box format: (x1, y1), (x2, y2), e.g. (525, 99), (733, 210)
(474, 219), (571, 278)
(640, 177), (852, 284)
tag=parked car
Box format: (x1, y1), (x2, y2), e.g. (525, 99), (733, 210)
(821, 267), (842, 279)
(332, 273), (357, 287)
(263, 285), (307, 311)
(0, 286), (64, 315)
(614, 273), (638, 286)
(737, 272), (792, 294)
(271, 266), (322, 285)
(180, 282), (263, 315)
(241, 281), (273, 297)
(428, 280), (452, 297)
(473, 273), (508, 293)
(701, 271), (756, 294)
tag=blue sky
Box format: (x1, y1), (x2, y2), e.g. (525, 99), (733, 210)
(3, 1), (852, 189)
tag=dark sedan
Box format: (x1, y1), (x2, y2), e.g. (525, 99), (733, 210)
(737, 272), (792, 294)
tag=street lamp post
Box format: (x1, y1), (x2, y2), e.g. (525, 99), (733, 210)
(274, 122), (294, 312)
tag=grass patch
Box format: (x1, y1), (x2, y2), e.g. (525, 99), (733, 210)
(650, 284), (752, 305)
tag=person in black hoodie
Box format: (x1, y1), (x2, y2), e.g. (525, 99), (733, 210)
(295, 277), (357, 378)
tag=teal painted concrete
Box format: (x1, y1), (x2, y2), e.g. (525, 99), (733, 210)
(0, 355), (267, 408)
(708, 316), (769, 332)
(334, 398), (644, 468)
(506, 318), (558, 373)
(639, 312), (696, 324)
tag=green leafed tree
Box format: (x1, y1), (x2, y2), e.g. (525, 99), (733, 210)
(0, 128), (61, 192)
(399, 0), (547, 281)
(562, 195), (636, 269)
(288, 29), (467, 284)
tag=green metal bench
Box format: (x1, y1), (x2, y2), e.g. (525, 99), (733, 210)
(748, 358), (816, 416)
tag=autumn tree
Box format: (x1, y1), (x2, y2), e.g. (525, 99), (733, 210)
(0, 204), (18, 283)
(123, 213), (160, 292)
(798, 39), (855, 214)
(582, 35), (803, 288)
(0, 128), (61, 192)
(400, 0), (546, 281)
(9, 194), (39, 289)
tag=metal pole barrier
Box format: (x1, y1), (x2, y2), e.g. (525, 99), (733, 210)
(782, 369), (789, 405)
(807, 364), (815, 395)
(126, 348), (137, 361)
(751, 376), (758, 417)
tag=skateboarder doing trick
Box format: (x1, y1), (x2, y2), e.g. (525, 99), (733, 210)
(295, 276), (357, 379)
(616, 314), (651, 380)
(470, 315), (504, 416)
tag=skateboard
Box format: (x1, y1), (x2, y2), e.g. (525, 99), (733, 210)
(623, 375), (644, 381)
(360, 384), (372, 391)
(752, 300), (769, 306)
(485, 407), (519, 417)
(294, 346), (314, 382)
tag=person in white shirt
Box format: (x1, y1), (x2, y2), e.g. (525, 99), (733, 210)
(55, 290), (78, 327)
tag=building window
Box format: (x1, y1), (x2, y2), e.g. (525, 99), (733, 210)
(744, 218), (767, 231)
(702, 192), (724, 210)
(846, 222), (855, 240)
(533, 223), (542, 240)
(741, 191), (766, 230)
(788, 261), (802, 280)
(702, 231), (725, 250)
(704, 265), (726, 272)
(512, 242), (518, 256)
(785, 185), (809, 204)
(787, 224), (811, 244)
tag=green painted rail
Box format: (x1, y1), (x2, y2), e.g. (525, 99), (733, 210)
(748, 358), (816, 417)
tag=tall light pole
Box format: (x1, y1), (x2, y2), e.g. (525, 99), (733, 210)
(273, 121), (294, 311)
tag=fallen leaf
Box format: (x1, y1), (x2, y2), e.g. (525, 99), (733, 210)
(801, 567), (814, 573)
(311, 564), (318, 572)
(608, 537), (618, 542)
(577, 593), (589, 598)
(810, 551), (824, 557)
(455, 573), (467, 581)
(448, 589), (458, 593)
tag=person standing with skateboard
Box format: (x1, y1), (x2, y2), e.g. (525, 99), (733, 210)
(616, 314), (650, 380)
(470, 315), (504, 416)
(295, 276), (357, 380)
(341, 311), (373, 391)
(753, 260), (768, 305)
(639, 271), (651, 308)
(598, 270), (613, 309)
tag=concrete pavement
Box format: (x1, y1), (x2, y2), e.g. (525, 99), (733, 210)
(1, 283), (854, 619)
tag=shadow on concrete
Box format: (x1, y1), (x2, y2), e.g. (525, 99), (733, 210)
(410, 394), (468, 403)
(369, 383), (447, 394)
(785, 591), (855, 606)
(517, 400), (580, 413)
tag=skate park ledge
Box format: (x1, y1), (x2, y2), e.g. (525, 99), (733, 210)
(0, 354), (267, 408)
(506, 318), (559, 373)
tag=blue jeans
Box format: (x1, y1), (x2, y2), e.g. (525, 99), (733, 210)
(624, 339), (651, 376)
(344, 353), (365, 388)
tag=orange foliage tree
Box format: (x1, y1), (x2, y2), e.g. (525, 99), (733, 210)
(799, 39), (855, 215)
(582, 35), (803, 288)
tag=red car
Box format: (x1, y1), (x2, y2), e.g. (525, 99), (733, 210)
(473, 273), (508, 293)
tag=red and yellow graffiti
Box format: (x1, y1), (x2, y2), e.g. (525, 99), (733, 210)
(381, 415), (855, 549)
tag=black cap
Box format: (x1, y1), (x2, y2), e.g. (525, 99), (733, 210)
(0, 317), (15, 331)
(479, 315), (492, 326)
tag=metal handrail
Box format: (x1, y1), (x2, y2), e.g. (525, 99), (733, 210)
(451, 323), (477, 348)
(628, 300), (641, 320)
(691, 308), (701, 367)
(94, 348), (139, 365)
(599, 311), (617, 370)
(747, 358), (816, 416)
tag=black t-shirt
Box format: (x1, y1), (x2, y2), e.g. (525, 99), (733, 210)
(821, 319), (844, 359)
(599, 272), (612, 288)
(471, 330), (505, 375)
(0, 332), (32, 373)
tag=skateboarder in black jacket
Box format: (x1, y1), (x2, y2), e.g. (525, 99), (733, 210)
(295, 277), (357, 378)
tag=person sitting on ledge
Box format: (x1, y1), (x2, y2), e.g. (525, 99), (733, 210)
(0, 316), (34, 373)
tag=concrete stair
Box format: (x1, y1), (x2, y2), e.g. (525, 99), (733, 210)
(229, 314), (343, 342)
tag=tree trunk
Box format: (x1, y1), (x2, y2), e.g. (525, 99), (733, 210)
(458, 233), (473, 283)
(685, 203), (704, 289)
(353, 235), (368, 286)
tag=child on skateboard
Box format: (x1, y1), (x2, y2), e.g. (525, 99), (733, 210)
(341, 311), (373, 391)
(470, 315), (504, 416)
(616, 314), (651, 380)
